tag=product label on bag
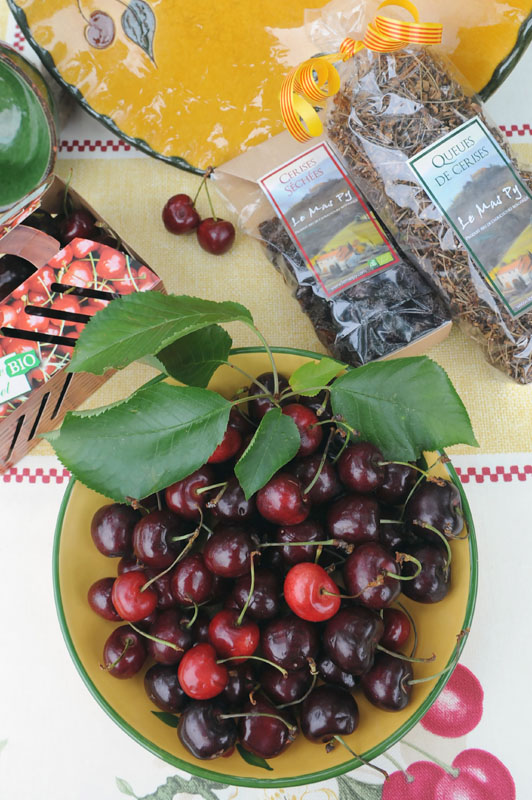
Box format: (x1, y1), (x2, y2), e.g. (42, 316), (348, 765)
(259, 142), (399, 298)
(408, 116), (532, 317)
(0, 352), (39, 404)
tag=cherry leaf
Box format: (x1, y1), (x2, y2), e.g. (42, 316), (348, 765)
(155, 325), (232, 387)
(235, 408), (300, 499)
(43, 382), (231, 502)
(150, 711), (179, 728)
(68, 293), (253, 375)
(236, 743), (273, 771)
(289, 356), (345, 396)
(330, 356), (478, 460)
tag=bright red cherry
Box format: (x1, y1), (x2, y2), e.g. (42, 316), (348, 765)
(208, 609), (260, 660)
(256, 473), (310, 526)
(165, 466), (215, 519)
(97, 248), (127, 280)
(111, 570), (158, 622)
(284, 563), (341, 622)
(282, 403), (323, 457)
(177, 643), (229, 700)
(381, 607), (411, 650)
(207, 426), (242, 463)
(162, 194), (201, 234)
(196, 218), (235, 255)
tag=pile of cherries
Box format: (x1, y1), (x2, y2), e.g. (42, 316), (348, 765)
(87, 371), (465, 765)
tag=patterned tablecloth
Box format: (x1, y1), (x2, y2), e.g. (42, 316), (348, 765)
(1, 5), (532, 799)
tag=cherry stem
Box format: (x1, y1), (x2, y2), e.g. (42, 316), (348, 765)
(332, 736), (389, 780)
(100, 636), (132, 671)
(236, 551), (258, 626)
(226, 362), (272, 398)
(259, 539), (353, 552)
(403, 741), (459, 777)
(276, 672), (318, 709)
(140, 528), (200, 592)
(413, 519), (452, 571)
(400, 471), (426, 521)
(219, 712), (296, 735)
(169, 531), (200, 543)
(390, 553), (423, 580)
(185, 602), (199, 628)
(377, 643), (435, 663)
(397, 600), (418, 657)
(128, 622), (183, 652)
(246, 323), (279, 397)
(217, 655), (287, 677)
(406, 661), (456, 685)
(156, 492), (162, 512)
(231, 391), (274, 408)
(380, 519), (403, 525)
(192, 170), (210, 207)
(75, 0), (90, 25)
(384, 752), (414, 782)
(203, 173), (217, 222)
(331, 432), (350, 465)
(304, 429), (334, 496)
(196, 481), (227, 496)
(378, 461), (428, 478)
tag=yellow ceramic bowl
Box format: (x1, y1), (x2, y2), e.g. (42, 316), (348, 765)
(53, 348), (478, 788)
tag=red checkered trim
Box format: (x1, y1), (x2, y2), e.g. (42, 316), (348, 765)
(455, 465), (532, 483)
(59, 139), (132, 153)
(11, 25), (26, 53)
(500, 124), (532, 137)
(2, 467), (71, 484)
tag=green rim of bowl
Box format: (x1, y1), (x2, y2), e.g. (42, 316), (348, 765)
(52, 346), (478, 788)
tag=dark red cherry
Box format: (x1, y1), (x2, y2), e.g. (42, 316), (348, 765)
(111, 570), (158, 622)
(261, 614), (319, 671)
(148, 609), (193, 665)
(238, 697), (296, 759)
(401, 544), (451, 604)
(144, 569), (175, 610)
(337, 441), (385, 493)
(228, 406), (255, 435)
(207, 425), (242, 463)
(282, 403), (323, 457)
(360, 652), (413, 711)
(132, 509), (183, 568)
(211, 476), (256, 522)
(324, 606), (384, 675)
(187, 610), (211, 644)
(405, 479), (464, 541)
(178, 643), (229, 700)
(178, 701), (237, 759)
(300, 685), (359, 743)
(87, 577), (121, 621)
(260, 664), (313, 705)
(291, 455), (341, 505)
(381, 608), (411, 651)
(144, 664), (189, 712)
(102, 625), (146, 678)
(343, 542), (401, 609)
(170, 553), (215, 605)
(316, 654), (357, 690)
(208, 609), (260, 660)
(203, 525), (256, 578)
(196, 217), (235, 255)
(59, 209), (97, 243)
(376, 463), (418, 505)
(117, 556), (142, 575)
(284, 562), (341, 622)
(256, 473), (310, 526)
(379, 517), (414, 552)
(276, 519), (324, 567)
(220, 662), (256, 707)
(327, 493), (379, 544)
(248, 372), (290, 422)
(90, 503), (140, 557)
(229, 569), (280, 620)
(162, 194), (201, 234)
(165, 466), (215, 519)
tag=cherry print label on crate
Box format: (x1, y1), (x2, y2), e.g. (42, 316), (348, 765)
(408, 116), (532, 317)
(259, 142), (399, 298)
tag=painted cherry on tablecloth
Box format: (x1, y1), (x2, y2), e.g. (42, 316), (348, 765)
(421, 663), (484, 737)
(433, 749), (516, 800)
(381, 761), (447, 800)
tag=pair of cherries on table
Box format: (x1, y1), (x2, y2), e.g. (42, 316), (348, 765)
(88, 371), (464, 762)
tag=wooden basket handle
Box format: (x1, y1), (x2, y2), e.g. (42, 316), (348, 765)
(0, 225), (60, 268)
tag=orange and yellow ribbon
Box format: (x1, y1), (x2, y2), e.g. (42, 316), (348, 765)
(280, 0), (443, 142)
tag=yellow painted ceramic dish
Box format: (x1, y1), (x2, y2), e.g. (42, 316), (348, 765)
(53, 348), (477, 788)
(7, 0), (532, 173)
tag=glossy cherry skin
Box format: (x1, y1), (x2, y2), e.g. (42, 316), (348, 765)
(111, 570), (158, 622)
(248, 372), (290, 422)
(379, 518), (414, 552)
(260, 664), (313, 705)
(229, 569), (280, 620)
(276, 519), (324, 567)
(343, 543), (401, 609)
(284, 563), (341, 622)
(220, 662), (256, 707)
(433, 749), (516, 800)
(90, 503), (140, 557)
(203, 525), (256, 578)
(360, 652), (413, 711)
(327, 493), (379, 544)
(148, 609), (193, 665)
(178, 643), (229, 700)
(405, 479), (464, 541)
(338, 441), (385, 493)
(402, 544), (451, 604)
(208, 425), (242, 463)
(381, 608), (411, 651)
(238, 697), (296, 759)
(87, 577), (121, 621)
(211, 476), (255, 521)
(170, 553), (215, 605)
(300, 685), (359, 743)
(282, 403), (323, 457)
(316, 654), (357, 690)
(197, 217), (235, 255)
(165, 466), (215, 519)
(291, 455), (341, 505)
(144, 569), (175, 610)
(188, 610), (211, 644)
(256, 474), (310, 526)
(208, 609), (260, 660)
(376, 462), (418, 505)
(162, 193), (201, 234)
(261, 614), (319, 671)
(178, 701), (237, 760)
(144, 664), (189, 713)
(102, 625), (146, 678)
(324, 606), (384, 675)
(132, 509), (183, 568)
(59, 209), (97, 243)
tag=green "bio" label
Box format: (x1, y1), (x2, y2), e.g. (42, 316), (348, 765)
(4, 351), (40, 377)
